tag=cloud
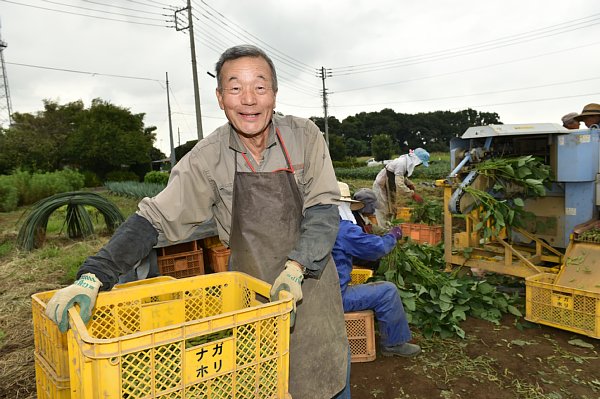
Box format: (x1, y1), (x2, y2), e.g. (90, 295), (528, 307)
(2, 0), (599, 154)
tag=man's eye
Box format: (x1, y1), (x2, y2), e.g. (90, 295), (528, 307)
(255, 86), (267, 94)
(229, 87), (241, 94)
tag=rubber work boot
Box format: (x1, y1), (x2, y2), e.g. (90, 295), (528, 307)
(381, 342), (421, 358)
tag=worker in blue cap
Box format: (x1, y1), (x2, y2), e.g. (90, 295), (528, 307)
(372, 148), (430, 226)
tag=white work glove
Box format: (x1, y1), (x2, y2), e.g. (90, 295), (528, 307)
(45, 273), (102, 333)
(269, 260), (304, 327)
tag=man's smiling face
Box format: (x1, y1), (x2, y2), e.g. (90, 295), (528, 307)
(216, 56), (277, 138)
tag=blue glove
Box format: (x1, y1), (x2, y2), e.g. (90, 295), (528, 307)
(389, 226), (403, 241)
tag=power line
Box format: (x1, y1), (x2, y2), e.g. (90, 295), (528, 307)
(333, 39), (600, 94)
(123, 0), (172, 10)
(7, 61), (163, 83)
(331, 14), (600, 75)
(1, 0), (171, 27)
(39, 0), (167, 21)
(194, 0), (315, 73)
(465, 91), (600, 109)
(330, 75), (600, 109)
(80, 0), (169, 16)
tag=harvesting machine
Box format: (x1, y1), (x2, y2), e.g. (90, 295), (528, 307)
(443, 123), (600, 338)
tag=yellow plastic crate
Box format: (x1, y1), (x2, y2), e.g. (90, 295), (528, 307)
(395, 207), (412, 221)
(66, 272), (293, 399)
(349, 268), (374, 286)
(32, 276), (177, 381)
(344, 310), (376, 363)
(32, 291), (70, 380)
(525, 273), (600, 339)
(34, 352), (70, 399)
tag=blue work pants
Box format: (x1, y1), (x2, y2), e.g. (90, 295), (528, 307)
(343, 281), (411, 347)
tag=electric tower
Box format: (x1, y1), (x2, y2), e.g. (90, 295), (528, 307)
(0, 23), (12, 128)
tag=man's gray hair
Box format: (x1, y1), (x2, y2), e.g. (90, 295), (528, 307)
(215, 45), (278, 92)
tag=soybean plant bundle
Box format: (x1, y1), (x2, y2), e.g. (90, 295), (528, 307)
(377, 242), (521, 338)
(464, 156), (552, 238)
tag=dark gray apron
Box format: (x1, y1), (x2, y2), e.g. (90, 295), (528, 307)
(228, 130), (348, 398)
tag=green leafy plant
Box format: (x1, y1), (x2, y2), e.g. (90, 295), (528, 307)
(105, 181), (166, 199)
(376, 242), (522, 338)
(464, 156), (552, 238)
(144, 171), (170, 185)
(410, 199), (443, 225)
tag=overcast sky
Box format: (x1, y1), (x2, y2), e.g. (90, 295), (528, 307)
(1, 0), (599, 155)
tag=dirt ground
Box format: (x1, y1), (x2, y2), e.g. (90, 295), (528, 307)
(350, 315), (599, 399)
(1, 189), (599, 399)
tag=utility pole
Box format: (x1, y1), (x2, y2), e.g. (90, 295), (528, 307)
(175, 1), (203, 140)
(166, 72), (176, 168)
(317, 67), (332, 146)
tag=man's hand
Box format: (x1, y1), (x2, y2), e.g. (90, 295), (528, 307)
(412, 193), (424, 203)
(270, 260), (304, 327)
(45, 273), (102, 333)
(407, 183), (416, 191)
(389, 226), (403, 241)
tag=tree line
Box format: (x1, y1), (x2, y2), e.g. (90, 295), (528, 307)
(0, 99), (165, 180)
(310, 108), (501, 161)
(0, 99), (501, 177)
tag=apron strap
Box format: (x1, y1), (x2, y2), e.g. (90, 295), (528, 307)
(237, 127), (295, 173)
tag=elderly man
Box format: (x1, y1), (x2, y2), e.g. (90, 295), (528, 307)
(574, 103), (600, 128)
(45, 45), (348, 398)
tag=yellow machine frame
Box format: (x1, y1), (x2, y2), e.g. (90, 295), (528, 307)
(441, 180), (563, 278)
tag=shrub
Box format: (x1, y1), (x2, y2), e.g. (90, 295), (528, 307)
(82, 170), (103, 187)
(335, 166), (381, 181)
(11, 169), (31, 205)
(332, 159), (362, 168)
(23, 169), (85, 205)
(0, 177), (18, 212)
(144, 171), (170, 185)
(105, 170), (140, 182)
(411, 159), (450, 179)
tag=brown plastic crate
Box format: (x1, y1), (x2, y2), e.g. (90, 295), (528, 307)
(344, 310), (376, 363)
(157, 248), (204, 278)
(400, 223), (443, 245)
(202, 235), (222, 249)
(207, 245), (231, 273)
(159, 240), (199, 256)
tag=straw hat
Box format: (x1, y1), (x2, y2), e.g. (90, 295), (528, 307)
(574, 103), (600, 121)
(336, 182), (364, 211)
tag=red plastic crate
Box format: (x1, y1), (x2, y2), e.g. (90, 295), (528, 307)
(400, 223), (443, 245)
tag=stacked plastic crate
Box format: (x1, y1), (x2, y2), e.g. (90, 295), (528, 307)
(201, 235), (231, 273)
(157, 239), (204, 278)
(345, 268), (376, 363)
(33, 273), (294, 398)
